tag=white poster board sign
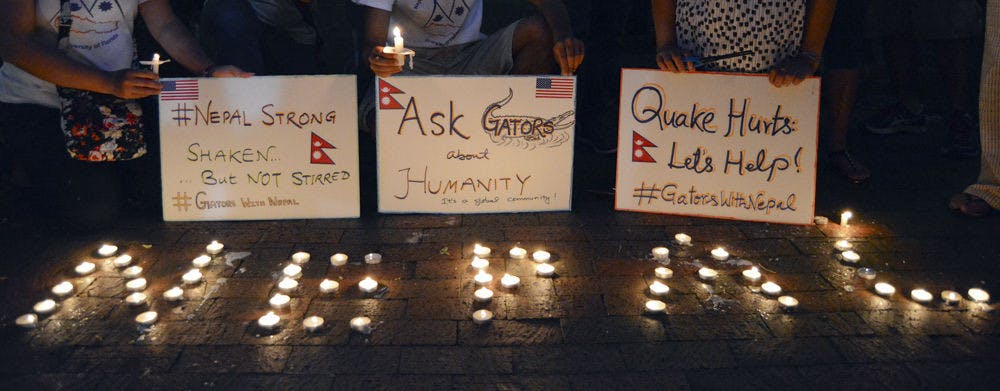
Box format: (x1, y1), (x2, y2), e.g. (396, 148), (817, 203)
(159, 75), (359, 221)
(376, 76), (575, 213)
(615, 69), (819, 225)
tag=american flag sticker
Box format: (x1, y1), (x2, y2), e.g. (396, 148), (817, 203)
(161, 79), (199, 101)
(535, 77), (574, 99)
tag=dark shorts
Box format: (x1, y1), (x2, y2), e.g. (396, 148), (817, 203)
(823, 0), (866, 70)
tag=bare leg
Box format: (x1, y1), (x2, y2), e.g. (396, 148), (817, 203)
(511, 15), (556, 75)
(823, 68), (860, 151)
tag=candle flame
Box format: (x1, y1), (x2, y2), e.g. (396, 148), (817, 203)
(393, 26), (401, 37)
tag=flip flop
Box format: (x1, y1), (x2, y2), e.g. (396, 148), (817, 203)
(949, 193), (994, 217)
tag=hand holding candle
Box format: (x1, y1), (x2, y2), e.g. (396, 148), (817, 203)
(140, 53), (170, 75)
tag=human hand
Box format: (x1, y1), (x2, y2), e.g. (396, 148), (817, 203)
(768, 54), (818, 87)
(108, 69), (161, 99)
(552, 37), (584, 75)
(656, 44), (695, 72)
(368, 45), (404, 78)
(209, 65), (254, 78)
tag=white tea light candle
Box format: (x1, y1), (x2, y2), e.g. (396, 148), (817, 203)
(330, 253), (349, 266)
(649, 281), (670, 296)
(874, 282), (896, 296)
(532, 250), (551, 263)
(910, 289), (933, 303)
(97, 244), (118, 257)
(33, 299), (57, 314)
(16, 313), (38, 328)
(52, 281), (73, 297)
(125, 278), (147, 292)
(710, 247), (730, 261)
(474, 270), (493, 285)
(474, 287), (494, 302)
(840, 250), (861, 263)
(472, 309), (493, 324)
(191, 255), (211, 268)
(651, 247), (669, 261)
(364, 253), (382, 264)
(303, 316), (324, 332)
(857, 267), (876, 280)
(742, 267), (762, 282)
(968, 288), (990, 303)
(112, 254), (133, 268)
(761, 281), (782, 296)
(122, 266), (143, 279)
(698, 267), (718, 281)
(674, 233), (692, 245)
(125, 292), (147, 306)
(645, 299), (667, 313)
(473, 244), (492, 257)
(350, 316), (372, 334)
(509, 246), (527, 259)
(778, 295), (799, 310)
(654, 267), (674, 280)
(500, 273), (520, 288)
(206, 241), (224, 255)
(75, 261), (96, 275)
(834, 240), (853, 251)
(258, 311), (280, 329)
(358, 277), (378, 293)
(163, 286), (184, 301)
(535, 263), (555, 277)
(470, 256), (489, 270)
(277, 277), (299, 292)
(941, 290), (962, 305)
(282, 264), (303, 279)
(135, 311), (158, 326)
(319, 279), (340, 293)
(291, 251), (310, 264)
(182, 269), (203, 284)
(269, 293), (291, 309)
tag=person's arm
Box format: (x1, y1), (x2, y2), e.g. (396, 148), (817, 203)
(139, 0), (251, 77)
(527, 0), (583, 75)
(650, 0), (694, 72)
(360, 5), (403, 77)
(769, 0), (836, 87)
(0, 0), (160, 98)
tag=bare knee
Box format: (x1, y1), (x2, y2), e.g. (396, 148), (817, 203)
(514, 15), (553, 51)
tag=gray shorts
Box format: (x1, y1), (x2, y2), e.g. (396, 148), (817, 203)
(403, 20), (519, 75)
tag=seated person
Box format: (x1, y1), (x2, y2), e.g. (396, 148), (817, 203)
(202, 0), (320, 75)
(355, 0), (585, 78)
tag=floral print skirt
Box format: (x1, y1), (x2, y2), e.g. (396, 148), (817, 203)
(58, 87), (146, 161)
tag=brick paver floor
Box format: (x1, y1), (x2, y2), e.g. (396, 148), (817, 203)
(1, 88), (999, 390)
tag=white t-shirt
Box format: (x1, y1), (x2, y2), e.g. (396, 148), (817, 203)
(0, 0), (148, 108)
(353, 0), (485, 48)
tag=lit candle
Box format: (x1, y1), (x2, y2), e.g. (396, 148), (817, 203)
(125, 292), (147, 306)
(473, 244), (491, 257)
(291, 251), (310, 264)
(834, 240), (853, 251)
(282, 264), (303, 279)
(645, 299), (666, 313)
(651, 247), (670, 261)
(474, 287), (494, 302)
(742, 267), (762, 282)
(358, 277), (378, 293)
(75, 261), (96, 275)
(139, 53), (170, 75)
(392, 26), (404, 52)
(500, 273), (520, 288)
(535, 263), (555, 277)
(135, 311), (158, 326)
(330, 253), (349, 266)
(16, 314), (38, 328)
(698, 267), (718, 281)
(122, 266), (143, 279)
(470, 256), (489, 270)
(654, 267), (674, 280)
(532, 250), (551, 263)
(674, 233), (692, 246)
(52, 281), (73, 297)
(125, 277), (147, 292)
(840, 211), (852, 227)
(191, 255), (211, 268)
(303, 316), (324, 332)
(182, 269), (203, 284)
(910, 289), (933, 304)
(163, 286), (184, 301)
(319, 279), (340, 293)
(472, 309), (493, 324)
(277, 277), (299, 292)
(509, 246), (527, 259)
(710, 247), (729, 261)
(857, 267), (876, 280)
(269, 293), (290, 309)
(258, 311), (280, 329)
(474, 270), (493, 285)
(968, 288), (990, 303)
(33, 299), (57, 314)
(112, 254), (133, 268)
(941, 290), (962, 305)
(761, 281), (782, 296)
(350, 316), (372, 334)
(206, 241), (224, 255)
(97, 244), (118, 257)
(874, 282), (896, 296)
(813, 216), (829, 225)
(840, 250), (861, 263)
(649, 281), (670, 296)
(364, 253), (382, 264)
(778, 295), (799, 310)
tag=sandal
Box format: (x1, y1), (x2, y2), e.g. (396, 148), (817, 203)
(949, 193), (994, 217)
(828, 150), (870, 184)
